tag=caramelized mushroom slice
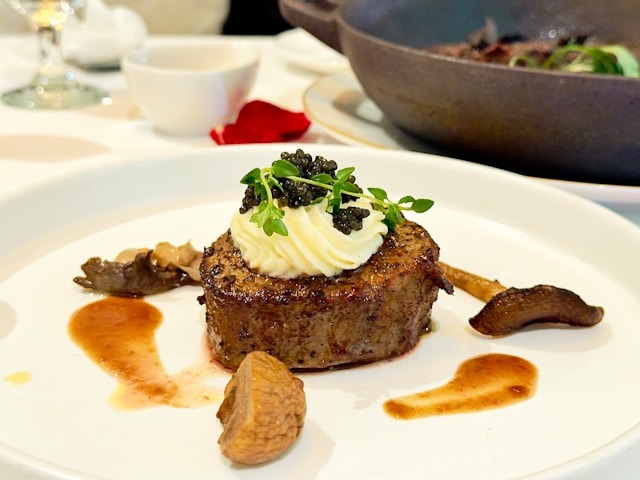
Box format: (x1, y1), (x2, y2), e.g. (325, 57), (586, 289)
(439, 262), (604, 336)
(73, 242), (202, 297)
(469, 285), (604, 336)
(73, 251), (197, 297)
(439, 262), (507, 303)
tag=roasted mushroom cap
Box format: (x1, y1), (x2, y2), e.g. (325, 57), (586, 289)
(217, 351), (306, 465)
(469, 285), (604, 336)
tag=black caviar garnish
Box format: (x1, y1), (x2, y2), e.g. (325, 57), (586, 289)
(332, 206), (371, 234)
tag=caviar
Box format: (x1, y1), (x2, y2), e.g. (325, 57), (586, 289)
(239, 149), (370, 235)
(275, 149), (340, 208)
(240, 184), (261, 214)
(332, 206), (371, 234)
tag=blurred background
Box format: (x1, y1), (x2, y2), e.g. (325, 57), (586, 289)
(0, 0), (293, 35)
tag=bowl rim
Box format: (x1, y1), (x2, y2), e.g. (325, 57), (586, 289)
(121, 41), (261, 74)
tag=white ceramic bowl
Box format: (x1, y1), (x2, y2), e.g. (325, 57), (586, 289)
(122, 42), (260, 136)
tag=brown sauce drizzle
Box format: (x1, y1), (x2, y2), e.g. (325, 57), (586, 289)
(69, 296), (223, 410)
(69, 298), (537, 419)
(384, 353), (538, 419)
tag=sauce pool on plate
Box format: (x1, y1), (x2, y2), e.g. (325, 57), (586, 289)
(384, 353), (538, 419)
(69, 296), (223, 409)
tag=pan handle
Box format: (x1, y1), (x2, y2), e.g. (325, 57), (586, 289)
(278, 0), (347, 52)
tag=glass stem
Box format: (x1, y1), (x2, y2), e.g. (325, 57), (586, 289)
(33, 25), (74, 87)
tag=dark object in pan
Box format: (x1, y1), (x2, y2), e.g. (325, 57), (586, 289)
(279, 0), (640, 185)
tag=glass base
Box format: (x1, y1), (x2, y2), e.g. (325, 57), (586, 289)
(2, 81), (109, 110)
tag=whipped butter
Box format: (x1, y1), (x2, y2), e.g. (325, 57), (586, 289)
(230, 198), (388, 278)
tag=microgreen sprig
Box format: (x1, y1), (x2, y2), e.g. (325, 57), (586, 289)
(240, 159), (434, 236)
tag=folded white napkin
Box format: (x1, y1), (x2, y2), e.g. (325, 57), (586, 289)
(64, 0), (147, 67)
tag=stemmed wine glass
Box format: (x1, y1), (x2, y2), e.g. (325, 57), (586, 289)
(2, 0), (108, 109)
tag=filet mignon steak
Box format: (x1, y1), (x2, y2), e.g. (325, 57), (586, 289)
(199, 219), (453, 370)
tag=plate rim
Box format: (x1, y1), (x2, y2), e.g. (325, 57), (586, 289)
(1, 144), (640, 479)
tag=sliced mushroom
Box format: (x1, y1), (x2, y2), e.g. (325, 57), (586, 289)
(217, 351), (306, 465)
(469, 285), (604, 336)
(73, 241), (202, 297)
(439, 262), (604, 336)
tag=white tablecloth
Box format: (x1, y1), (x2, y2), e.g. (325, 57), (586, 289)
(0, 34), (338, 198)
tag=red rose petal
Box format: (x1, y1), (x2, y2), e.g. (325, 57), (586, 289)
(210, 100), (311, 145)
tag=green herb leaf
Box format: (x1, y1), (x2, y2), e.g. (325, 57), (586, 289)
(251, 201), (287, 237)
(250, 202), (269, 228)
(272, 159), (299, 177)
(383, 203), (404, 229)
(411, 198), (435, 213)
(338, 181), (361, 194)
(264, 217), (288, 236)
(311, 173), (334, 184)
(336, 167), (355, 182)
(398, 195), (416, 204)
(368, 187), (388, 201)
(240, 168), (261, 185)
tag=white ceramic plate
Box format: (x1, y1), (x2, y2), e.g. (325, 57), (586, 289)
(274, 28), (350, 74)
(303, 71), (640, 210)
(1, 144), (640, 480)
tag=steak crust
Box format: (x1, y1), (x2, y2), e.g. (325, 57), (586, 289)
(199, 220), (453, 370)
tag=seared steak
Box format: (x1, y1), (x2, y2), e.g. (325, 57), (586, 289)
(199, 220), (453, 370)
